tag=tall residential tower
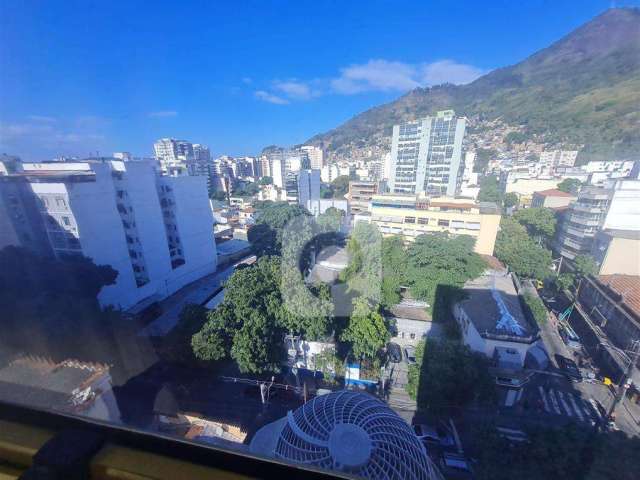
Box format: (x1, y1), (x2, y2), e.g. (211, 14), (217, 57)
(388, 110), (466, 197)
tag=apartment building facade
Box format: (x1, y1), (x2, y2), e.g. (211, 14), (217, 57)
(388, 110), (466, 197)
(4, 160), (217, 310)
(347, 180), (383, 215)
(556, 180), (640, 260)
(367, 194), (501, 255)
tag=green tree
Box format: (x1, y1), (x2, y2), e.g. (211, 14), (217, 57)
(495, 218), (553, 280)
(521, 292), (548, 326)
(340, 222), (383, 303)
(248, 201), (309, 256)
(473, 149), (496, 174)
(209, 190), (227, 201)
(258, 176), (273, 185)
(320, 184), (333, 198)
(503, 192), (519, 209)
(232, 182), (259, 197)
(192, 257), (286, 373)
(340, 298), (389, 360)
(557, 177), (582, 194)
(316, 206), (345, 230)
(407, 339), (495, 413)
(573, 254), (598, 278)
(555, 272), (575, 292)
(331, 175), (350, 198)
(505, 131), (528, 145)
(478, 175), (503, 204)
(513, 207), (557, 241)
(405, 233), (486, 310)
(380, 236), (406, 308)
(193, 256), (333, 373)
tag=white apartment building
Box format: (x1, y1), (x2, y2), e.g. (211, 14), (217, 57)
(556, 179), (640, 260)
(388, 110), (466, 196)
(13, 160), (217, 310)
(321, 164), (339, 183)
(300, 146), (324, 170)
(153, 138), (195, 174)
(539, 150), (579, 168)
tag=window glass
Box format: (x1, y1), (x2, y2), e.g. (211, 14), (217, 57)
(1, 3), (638, 479)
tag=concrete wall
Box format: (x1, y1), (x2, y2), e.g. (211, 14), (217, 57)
(593, 234), (640, 276)
(163, 175), (217, 295)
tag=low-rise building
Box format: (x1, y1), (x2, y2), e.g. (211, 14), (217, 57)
(347, 180), (383, 215)
(531, 189), (577, 209)
(576, 274), (640, 383)
(453, 271), (541, 369)
(368, 194), (501, 255)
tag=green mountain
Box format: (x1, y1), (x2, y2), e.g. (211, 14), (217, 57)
(308, 8), (640, 161)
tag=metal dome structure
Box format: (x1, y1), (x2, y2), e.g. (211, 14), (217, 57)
(250, 390), (443, 480)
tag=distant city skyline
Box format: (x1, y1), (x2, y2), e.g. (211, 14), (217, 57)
(1, 0), (637, 160)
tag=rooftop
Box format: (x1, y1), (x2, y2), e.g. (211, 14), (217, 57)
(534, 188), (576, 197)
(596, 274), (640, 318)
(459, 271), (537, 342)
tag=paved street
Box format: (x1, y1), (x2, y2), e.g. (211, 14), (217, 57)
(139, 255), (255, 337)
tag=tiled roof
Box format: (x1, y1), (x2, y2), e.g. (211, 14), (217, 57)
(534, 189), (576, 197)
(596, 275), (640, 318)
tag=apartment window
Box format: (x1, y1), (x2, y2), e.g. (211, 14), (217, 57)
(438, 219), (450, 227)
(466, 222), (481, 230)
(62, 216), (71, 226)
(451, 220), (465, 229)
(55, 197), (66, 208)
(418, 217), (429, 224)
(404, 216), (416, 223)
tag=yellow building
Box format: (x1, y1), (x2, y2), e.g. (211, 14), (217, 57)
(367, 194), (501, 255)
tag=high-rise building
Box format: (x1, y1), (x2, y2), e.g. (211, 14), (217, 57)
(300, 146), (324, 169)
(153, 138), (195, 174)
(388, 110), (466, 197)
(3, 159), (217, 310)
(297, 169), (321, 212)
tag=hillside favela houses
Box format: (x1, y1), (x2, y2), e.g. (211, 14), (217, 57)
(0, 158), (217, 311)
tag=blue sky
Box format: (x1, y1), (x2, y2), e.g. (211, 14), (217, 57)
(0, 0), (637, 160)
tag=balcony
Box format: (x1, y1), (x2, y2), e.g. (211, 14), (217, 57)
(572, 203), (605, 214)
(568, 214), (600, 227)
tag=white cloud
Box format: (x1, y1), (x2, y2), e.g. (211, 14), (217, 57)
(252, 58), (486, 104)
(273, 80), (320, 100)
(331, 59), (421, 94)
(255, 90), (289, 105)
(148, 110), (178, 118)
(241, 77), (253, 84)
(27, 115), (57, 123)
(420, 60), (485, 86)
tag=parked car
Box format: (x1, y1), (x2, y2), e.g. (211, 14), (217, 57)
(413, 423), (455, 448)
(557, 355), (582, 382)
(404, 345), (417, 364)
(387, 343), (402, 363)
